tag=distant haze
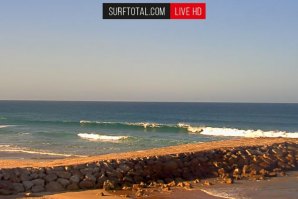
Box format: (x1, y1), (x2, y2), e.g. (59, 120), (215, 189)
(0, 0), (298, 103)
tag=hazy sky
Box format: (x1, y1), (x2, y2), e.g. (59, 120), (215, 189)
(0, 0), (297, 102)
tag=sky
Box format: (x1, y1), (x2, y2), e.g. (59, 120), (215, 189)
(0, 0), (297, 103)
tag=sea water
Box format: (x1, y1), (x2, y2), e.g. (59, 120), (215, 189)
(0, 101), (298, 157)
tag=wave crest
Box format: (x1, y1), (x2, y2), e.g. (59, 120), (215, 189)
(80, 120), (168, 128)
(78, 133), (129, 142)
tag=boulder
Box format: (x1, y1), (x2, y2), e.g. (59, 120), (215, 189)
(97, 175), (108, 188)
(20, 173), (32, 182)
(80, 168), (93, 175)
(46, 181), (64, 192)
(85, 174), (96, 182)
(0, 180), (14, 195)
(56, 171), (71, 179)
(12, 183), (24, 193)
(57, 178), (70, 187)
(22, 181), (34, 190)
(32, 179), (45, 187)
(79, 179), (95, 189)
(69, 175), (80, 184)
(31, 185), (45, 193)
(45, 174), (57, 182)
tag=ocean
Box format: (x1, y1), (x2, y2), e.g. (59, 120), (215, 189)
(0, 101), (298, 157)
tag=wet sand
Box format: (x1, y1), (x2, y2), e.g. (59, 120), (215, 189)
(0, 188), (224, 199)
(0, 151), (68, 161)
(201, 171), (298, 199)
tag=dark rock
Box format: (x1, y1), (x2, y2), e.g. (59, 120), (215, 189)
(45, 174), (57, 182)
(32, 179), (45, 187)
(79, 179), (95, 189)
(123, 176), (134, 183)
(56, 171), (71, 179)
(67, 183), (79, 191)
(0, 180), (14, 195)
(46, 181), (64, 192)
(57, 178), (70, 187)
(20, 174), (32, 182)
(22, 181), (34, 190)
(80, 168), (93, 175)
(69, 175), (80, 184)
(85, 174), (96, 182)
(13, 183), (25, 193)
(96, 175), (108, 188)
(31, 185), (45, 193)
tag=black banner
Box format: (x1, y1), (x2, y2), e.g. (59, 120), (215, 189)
(103, 3), (170, 19)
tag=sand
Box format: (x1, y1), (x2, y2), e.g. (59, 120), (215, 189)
(0, 187), (224, 199)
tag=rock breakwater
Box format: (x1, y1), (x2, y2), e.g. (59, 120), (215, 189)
(0, 140), (298, 195)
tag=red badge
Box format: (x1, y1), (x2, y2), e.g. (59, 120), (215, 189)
(170, 3), (206, 19)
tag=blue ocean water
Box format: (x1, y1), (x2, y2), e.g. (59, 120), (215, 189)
(0, 101), (298, 156)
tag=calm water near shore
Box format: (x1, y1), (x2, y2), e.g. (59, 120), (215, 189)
(1, 101), (298, 157)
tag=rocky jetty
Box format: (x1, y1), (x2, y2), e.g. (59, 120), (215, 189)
(0, 140), (298, 195)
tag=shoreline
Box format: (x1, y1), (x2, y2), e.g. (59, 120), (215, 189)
(1, 138), (298, 198)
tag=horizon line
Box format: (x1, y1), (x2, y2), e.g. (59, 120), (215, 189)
(0, 99), (297, 104)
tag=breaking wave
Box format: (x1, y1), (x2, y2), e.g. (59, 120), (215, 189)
(192, 127), (298, 138)
(79, 120), (298, 138)
(0, 125), (9, 128)
(78, 133), (129, 142)
(79, 120), (173, 129)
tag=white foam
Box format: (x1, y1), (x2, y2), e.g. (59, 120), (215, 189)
(0, 149), (80, 157)
(200, 189), (237, 199)
(0, 144), (11, 148)
(80, 120), (118, 125)
(177, 123), (204, 133)
(0, 125), (9, 128)
(197, 127), (298, 138)
(78, 133), (128, 142)
(18, 132), (31, 135)
(177, 123), (190, 128)
(80, 120), (94, 124)
(0, 145), (84, 157)
(127, 122), (161, 128)
(80, 120), (165, 128)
